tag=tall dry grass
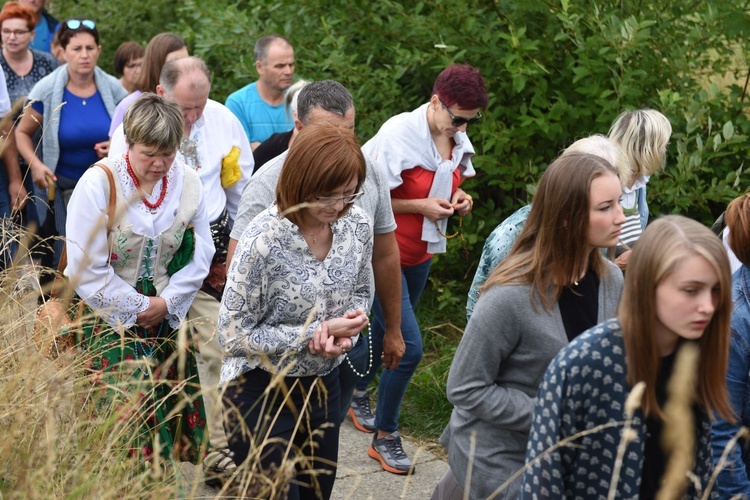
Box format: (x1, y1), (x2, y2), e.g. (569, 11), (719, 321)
(0, 199), (345, 498)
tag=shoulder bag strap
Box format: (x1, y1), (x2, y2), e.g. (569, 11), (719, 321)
(55, 161), (117, 276)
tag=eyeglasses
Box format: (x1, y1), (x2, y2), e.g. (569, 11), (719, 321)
(1, 29), (30, 37)
(315, 192), (364, 206)
(65, 19), (96, 30)
(440, 99), (482, 128)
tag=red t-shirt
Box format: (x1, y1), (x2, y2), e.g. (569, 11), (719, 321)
(392, 166), (462, 267)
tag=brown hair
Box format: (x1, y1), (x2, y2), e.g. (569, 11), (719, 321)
(58, 19), (99, 48)
(276, 122), (365, 227)
(134, 32), (187, 93)
(726, 193), (750, 266)
(620, 215), (733, 420)
(0, 2), (36, 30)
(482, 153), (617, 311)
(113, 41), (144, 77)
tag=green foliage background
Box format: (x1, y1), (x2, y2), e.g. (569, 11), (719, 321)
(53, 0), (750, 437)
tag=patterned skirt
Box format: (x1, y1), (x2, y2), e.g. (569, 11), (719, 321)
(77, 307), (207, 464)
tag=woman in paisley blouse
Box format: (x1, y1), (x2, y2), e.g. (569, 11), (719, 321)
(219, 121), (371, 499)
(65, 93), (214, 463)
(522, 215), (733, 498)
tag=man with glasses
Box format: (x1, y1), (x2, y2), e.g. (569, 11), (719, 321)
(226, 78), (406, 462)
(109, 56), (254, 487)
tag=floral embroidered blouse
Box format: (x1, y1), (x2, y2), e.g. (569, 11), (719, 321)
(65, 156), (215, 329)
(218, 204), (373, 382)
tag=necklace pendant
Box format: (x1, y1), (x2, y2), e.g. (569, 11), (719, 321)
(82, 99), (86, 106)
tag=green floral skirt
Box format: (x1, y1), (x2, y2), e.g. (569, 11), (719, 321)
(78, 307), (207, 464)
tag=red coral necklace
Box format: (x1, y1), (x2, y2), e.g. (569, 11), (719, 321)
(126, 153), (168, 210)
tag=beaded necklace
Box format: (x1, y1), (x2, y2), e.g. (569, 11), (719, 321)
(344, 332), (373, 377)
(126, 153), (168, 211)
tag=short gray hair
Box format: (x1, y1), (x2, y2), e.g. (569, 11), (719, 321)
(254, 34), (292, 63)
(159, 56), (211, 93)
(123, 93), (184, 153)
(297, 80), (354, 125)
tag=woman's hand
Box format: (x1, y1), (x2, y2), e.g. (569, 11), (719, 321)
(308, 322), (354, 358)
(615, 249), (632, 271)
(94, 141), (110, 159)
(451, 188), (473, 216)
(136, 296), (168, 330)
(327, 309), (369, 337)
(308, 310), (369, 357)
(420, 197), (455, 222)
(8, 179), (27, 212)
(30, 163), (56, 189)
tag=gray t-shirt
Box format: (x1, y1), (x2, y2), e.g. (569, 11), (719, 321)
(231, 149), (397, 241)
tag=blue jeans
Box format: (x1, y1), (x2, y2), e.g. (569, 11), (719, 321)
(355, 258), (430, 432)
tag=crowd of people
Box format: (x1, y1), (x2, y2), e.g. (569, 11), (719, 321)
(3, 5), (750, 498)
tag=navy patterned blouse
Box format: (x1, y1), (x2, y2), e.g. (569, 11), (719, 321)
(521, 318), (716, 499)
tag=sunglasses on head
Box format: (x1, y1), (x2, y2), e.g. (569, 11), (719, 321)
(65, 19), (96, 30)
(439, 99), (482, 127)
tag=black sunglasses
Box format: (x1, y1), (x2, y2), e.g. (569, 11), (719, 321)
(440, 99), (482, 127)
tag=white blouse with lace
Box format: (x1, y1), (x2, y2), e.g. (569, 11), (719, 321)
(218, 204), (373, 382)
(65, 156), (215, 329)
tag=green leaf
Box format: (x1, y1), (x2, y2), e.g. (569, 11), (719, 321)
(723, 121), (734, 140)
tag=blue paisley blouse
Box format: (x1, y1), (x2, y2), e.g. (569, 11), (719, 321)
(218, 204), (373, 382)
(521, 318), (716, 499)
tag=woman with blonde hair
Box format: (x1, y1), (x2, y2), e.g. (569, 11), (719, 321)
(523, 215), (733, 498)
(435, 153), (625, 499)
(219, 121), (371, 499)
(608, 108), (672, 269)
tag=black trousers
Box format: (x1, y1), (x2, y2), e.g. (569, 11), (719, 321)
(223, 367), (341, 500)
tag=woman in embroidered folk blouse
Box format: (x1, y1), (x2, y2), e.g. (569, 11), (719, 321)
(522, 216), (733, 498)
(219, 122), (371, 499)
(65, 94), (214, 463)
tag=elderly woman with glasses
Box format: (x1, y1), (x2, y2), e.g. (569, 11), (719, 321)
(219, 121), (371, 498)
(16, 18), (127, 266)
(347, 63), (487, 475)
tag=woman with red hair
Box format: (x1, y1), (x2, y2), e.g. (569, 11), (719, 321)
(348, 64), (488, 474)
(0, 1), (57, 221)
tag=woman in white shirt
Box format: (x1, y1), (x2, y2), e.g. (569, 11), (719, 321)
(219, 122), (372, 499)
(65, 93), (214, 463)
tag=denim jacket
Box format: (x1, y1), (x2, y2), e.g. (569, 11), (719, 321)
(711, 265), (750, 498)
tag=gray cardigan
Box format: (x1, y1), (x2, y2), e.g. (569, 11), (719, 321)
(27, 64), (126, 173)
(440, 260), (623, 500)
